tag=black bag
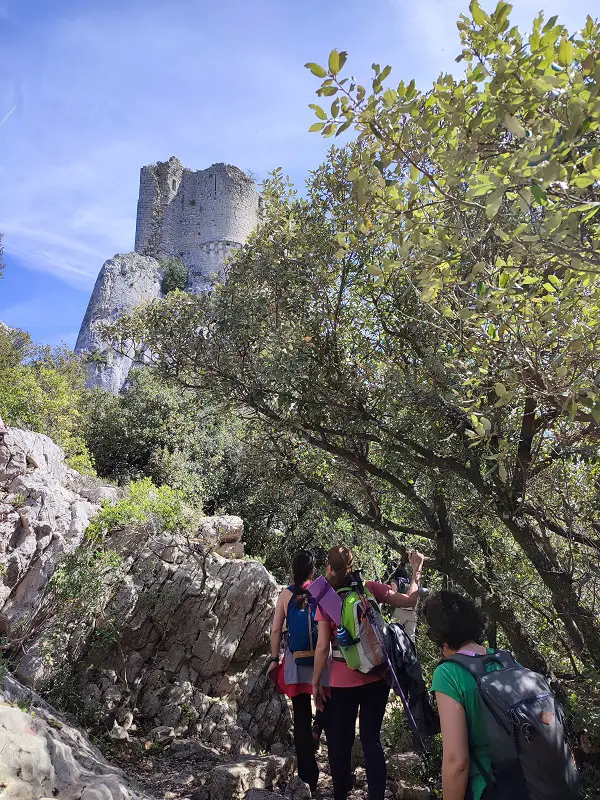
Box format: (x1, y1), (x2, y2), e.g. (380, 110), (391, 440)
(386, 622), (440, 741)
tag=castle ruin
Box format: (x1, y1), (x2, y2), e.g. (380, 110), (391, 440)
(75, 158), (260, 392)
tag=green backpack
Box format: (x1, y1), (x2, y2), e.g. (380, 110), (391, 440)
(334, 584), (387, 674)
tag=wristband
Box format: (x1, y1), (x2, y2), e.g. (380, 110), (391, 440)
(269, 656), (279, 664)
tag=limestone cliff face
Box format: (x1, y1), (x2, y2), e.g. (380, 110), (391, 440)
(76, 158), (260, 392)
(75, 253), (162, 392)
(0, 426), (289, 756)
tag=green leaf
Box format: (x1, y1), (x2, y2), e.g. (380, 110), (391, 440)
(335, 119), (352, 137)
(309, 104), (327, 121)
(309, 122), (325, 133)
(366, 264), (383, 276)
(470, 0), (488, 26)
(547, 274), (562, 289)
(494, 383), (507, 397)
(305, 62), (327, 78)
(558, 36), (574, 66)
(531, 184), (547, 204)
(486, 187), (505, 219)
(472, 63), (488, 82)
(329, 49), (342, 76)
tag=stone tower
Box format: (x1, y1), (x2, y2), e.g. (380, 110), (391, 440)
(134, 157), (259, 291)
(75, 158), (260, 392)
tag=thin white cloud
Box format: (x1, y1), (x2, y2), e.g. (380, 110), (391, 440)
(0, 103), (17, 128)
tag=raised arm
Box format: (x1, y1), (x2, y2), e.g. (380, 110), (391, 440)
(385, 551), (425, 608)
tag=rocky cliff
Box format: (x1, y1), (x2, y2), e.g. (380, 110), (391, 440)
(0, 426), (431, 800)
(0, 427), (290, 785)
(75, 252), (163, 393)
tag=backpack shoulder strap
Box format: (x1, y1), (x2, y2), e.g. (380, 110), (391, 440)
(488, 649), (517, 669)
(443, 649), (515, 680)
(441, 654), (487, 681)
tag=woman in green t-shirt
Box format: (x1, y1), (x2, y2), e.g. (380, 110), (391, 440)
(423, 591), (496, 800)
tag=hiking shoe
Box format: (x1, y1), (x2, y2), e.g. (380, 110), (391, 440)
(312, 723), (322, 753)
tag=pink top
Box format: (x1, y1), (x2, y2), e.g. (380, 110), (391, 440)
(315, 580), (393, 688)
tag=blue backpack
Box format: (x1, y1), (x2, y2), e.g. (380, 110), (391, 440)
(286, 585), (318, 666)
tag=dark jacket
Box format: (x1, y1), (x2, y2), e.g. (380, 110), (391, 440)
(385, 622), (440, 743)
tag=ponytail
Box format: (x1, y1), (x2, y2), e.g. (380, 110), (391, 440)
(291, 549), (315, 594)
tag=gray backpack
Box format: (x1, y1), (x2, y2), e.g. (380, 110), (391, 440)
(446, 650), (579, 800)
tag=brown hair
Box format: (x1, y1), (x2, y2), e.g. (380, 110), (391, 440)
(327, 545), (354, 590)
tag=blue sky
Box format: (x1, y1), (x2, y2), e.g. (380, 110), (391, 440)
(0, 0), (594, 347)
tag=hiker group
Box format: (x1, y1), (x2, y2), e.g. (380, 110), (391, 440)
(267, 546), (579, 800)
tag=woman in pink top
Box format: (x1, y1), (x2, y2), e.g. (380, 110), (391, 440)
(312, 545), (425, 800)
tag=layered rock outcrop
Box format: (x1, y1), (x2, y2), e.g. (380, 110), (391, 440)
(73, 525), (287, 754)
(0, 427), (289, 759)
(0, 426), (117, 633)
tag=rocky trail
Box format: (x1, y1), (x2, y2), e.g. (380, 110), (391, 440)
(107, 725), (431, 800)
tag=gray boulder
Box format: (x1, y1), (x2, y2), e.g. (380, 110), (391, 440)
(209, 755), (294, 800)
(0, 673), (151, 799)
(284, 776), (311, 800)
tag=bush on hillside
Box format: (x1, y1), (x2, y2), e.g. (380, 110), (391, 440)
(0, 326), (95, 473)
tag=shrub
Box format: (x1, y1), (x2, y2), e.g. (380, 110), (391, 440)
(0, 327), (95, 473)
(85, 477), (192, 542)
(159, 256), (188, 295)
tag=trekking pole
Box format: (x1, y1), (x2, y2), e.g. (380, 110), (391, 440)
(351, 570), (431, 760)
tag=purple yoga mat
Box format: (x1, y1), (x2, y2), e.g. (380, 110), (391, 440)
(308, 576), (343, 625)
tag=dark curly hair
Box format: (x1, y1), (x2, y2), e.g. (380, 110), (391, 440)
(423, 590), (487, 650)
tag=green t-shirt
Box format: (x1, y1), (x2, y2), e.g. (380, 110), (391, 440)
(430, 649), (499, 800)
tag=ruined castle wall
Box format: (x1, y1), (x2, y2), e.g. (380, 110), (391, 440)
(134, 160), (259, 289)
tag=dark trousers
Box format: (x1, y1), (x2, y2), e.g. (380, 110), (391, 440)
(328, 680), (390, 800)
(291, 694), (331, 791)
